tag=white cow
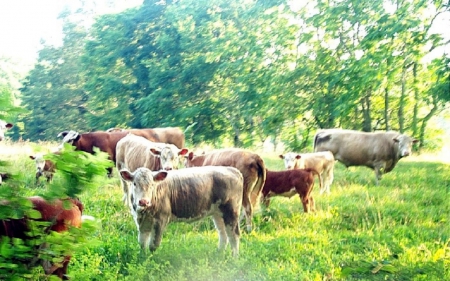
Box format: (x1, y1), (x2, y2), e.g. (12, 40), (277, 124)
(314, 129), (418, 184)
(280, 151), (335, 194)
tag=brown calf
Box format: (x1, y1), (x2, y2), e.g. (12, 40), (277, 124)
(262, 168), (321, 213)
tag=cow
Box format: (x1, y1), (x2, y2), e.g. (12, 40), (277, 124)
(0, 196), (83, 280)
(262, 168), (320, 213)
(0, 172), (12, 185)
(30, 153), (56, 184)
(107, 127), (185, 148)
(116, 133), (188, 208)
(0, 120), (13, 141)
(314, 129), (418, 184)
(119, 166), (243, 256)
(185, 149), (266, 232)
(279, 151), (335, 194)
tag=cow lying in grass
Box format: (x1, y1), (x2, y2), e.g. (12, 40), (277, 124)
(119, 166), (243, 256)
(262, 168), (321, 213)
(0, 196), (83, 280)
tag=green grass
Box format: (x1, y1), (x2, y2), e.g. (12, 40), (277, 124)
(1, 141), (449, 280)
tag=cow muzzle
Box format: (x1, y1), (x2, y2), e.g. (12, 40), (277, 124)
(138, 199), (150, 207)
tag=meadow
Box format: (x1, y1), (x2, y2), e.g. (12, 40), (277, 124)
(1, 140), (449, 280)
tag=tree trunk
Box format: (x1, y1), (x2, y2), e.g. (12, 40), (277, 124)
(361, 90), (372, 132)
(412, 62), (419, 137)
(398, 64), (407, 133)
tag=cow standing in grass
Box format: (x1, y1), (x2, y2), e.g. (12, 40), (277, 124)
(185, 149), (266, 232)
(30, 153), (56, 184)
(119, 166), (243, 256)
(262, 168), (320, 212)
(116, 133), (188, 208)
(280, 151), (335, 194)
(314, 129), (418, 184)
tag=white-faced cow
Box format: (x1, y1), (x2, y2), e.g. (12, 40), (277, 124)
(116, 133), (188, 208)
(119, 166), (243, 256)
(185, 149), (266, 232)
(0, 120), (13, 141)
(262, 168), (320, 213)
(0, 196), (83, 280)
(30, 153), (56, 184)
(314, 129), (418, 184)
(280, 151), (335, 194)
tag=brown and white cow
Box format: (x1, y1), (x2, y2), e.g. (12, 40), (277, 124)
(30, 153), (56, 184)
(0, 120), (13, 141)
(0, 196), (83, 280)
(314, 129), (418, 184)
(107, 127), (186, 149)
(116, 133), (188, 208)
(279, 151), (335, 194)
(262, 168), (320, 213)
(185, 149), (266, 232)
(119, 166), (243, 256)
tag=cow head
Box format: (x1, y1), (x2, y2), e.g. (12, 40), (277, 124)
(150, 145), (189, 170)
(0, 120), (13, 141)
(30, 154), (46, 176)
(279, 152), (302, 170)
(57, 130), (81, 149)
(119, 168), (168, 212)
(393, 134), (419, 158)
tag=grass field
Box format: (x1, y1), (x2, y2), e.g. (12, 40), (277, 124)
(1, 141), (449, 280)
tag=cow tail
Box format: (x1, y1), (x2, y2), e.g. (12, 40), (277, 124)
(251, 156), (267, 209)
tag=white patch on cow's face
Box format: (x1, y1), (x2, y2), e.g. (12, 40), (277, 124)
(281, 152), (301, 170)
(130, 168), (167, 213)
(32, 154), (46, 173)
(394, 135), (416, 158)
(0, 120), (13, 141)
(159, 146), (178, 170)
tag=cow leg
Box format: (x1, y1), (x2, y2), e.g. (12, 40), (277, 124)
(212, 214), (228, 251)
(300, 194), (311, 213)
(149, 221), (166, 252)
(138, 230), (153, 252)
(220, 204), (240, 256)
(325, 168), (334, 194)
(240, 194), (253, 232)
(318, 172), (325, 194)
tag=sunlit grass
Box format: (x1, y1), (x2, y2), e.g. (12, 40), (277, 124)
(1, 141), (449, 280)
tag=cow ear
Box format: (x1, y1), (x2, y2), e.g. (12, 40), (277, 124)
(119, 170), (134, 181)
(149, 147), (162, 156)
(279, 155), (284, 159)
(5, 123), (13, 129)
(153, 171), (168, 181)
(30, 155), (36, 160)
(413, 139), (419, 144)
(178, 148), (189, 156)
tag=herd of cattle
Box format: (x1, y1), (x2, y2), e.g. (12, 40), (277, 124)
(0, 120), (418, 279)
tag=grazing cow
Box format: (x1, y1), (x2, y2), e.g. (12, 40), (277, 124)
(185, 149), (266, 232)
(120, 166), (243, 256)
(262, 168), (320, 212)
(0, 120), (13, 141)
(116, 133), (188, 208)
(314, 129), (418, 184)
(0, 196), (83, 280)
(30, 154), (56, 184)
(280, 151), (335, 194)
